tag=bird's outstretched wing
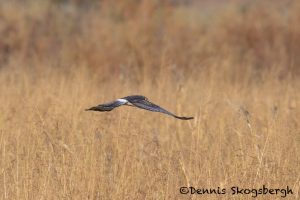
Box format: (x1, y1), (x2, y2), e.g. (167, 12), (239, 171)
(128, 98), (194, 120)
(85, 99), (128, 112)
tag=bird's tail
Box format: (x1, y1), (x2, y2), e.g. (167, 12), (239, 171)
(85, 106), (98, 111)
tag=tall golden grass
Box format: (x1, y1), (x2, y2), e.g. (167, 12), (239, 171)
(0, 0), (299, 199)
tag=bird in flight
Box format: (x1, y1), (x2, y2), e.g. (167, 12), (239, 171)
(86, 95), (194, 120)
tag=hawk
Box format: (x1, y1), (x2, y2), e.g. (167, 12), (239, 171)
(86, 95), (194, 120)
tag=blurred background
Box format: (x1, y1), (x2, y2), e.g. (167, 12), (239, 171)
(0, 0), (299, 199)
(1, 0), (299, 82)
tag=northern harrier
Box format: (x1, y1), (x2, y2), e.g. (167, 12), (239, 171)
(86, 95), (194, 120)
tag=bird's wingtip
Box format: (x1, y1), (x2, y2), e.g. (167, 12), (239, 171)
(181, 116), (194, 120)
(173, 116), (194, 120)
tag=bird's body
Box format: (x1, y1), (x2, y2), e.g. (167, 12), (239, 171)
(86, 95), (193, 120)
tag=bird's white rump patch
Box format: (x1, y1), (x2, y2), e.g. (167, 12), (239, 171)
(117, 98), (128, 103)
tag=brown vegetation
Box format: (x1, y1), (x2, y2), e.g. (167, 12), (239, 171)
(0, 0), (299, 199)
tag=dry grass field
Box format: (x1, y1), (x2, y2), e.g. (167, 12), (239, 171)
(0, 0), (300, 199)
